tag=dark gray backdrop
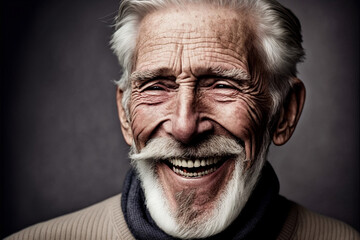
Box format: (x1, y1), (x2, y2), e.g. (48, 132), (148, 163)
(1, 0), (359, 237)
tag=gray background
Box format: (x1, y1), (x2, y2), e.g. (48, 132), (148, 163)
(1, 0), (359, 237)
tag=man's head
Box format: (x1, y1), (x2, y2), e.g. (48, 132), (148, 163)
(111, 0), (305, 238)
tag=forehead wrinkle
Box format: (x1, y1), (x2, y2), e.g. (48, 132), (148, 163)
(134, 6), (257, 83)
(137, 24), (250, 57)
(137, 5), (252, 47)
(136, 37), (247, 67)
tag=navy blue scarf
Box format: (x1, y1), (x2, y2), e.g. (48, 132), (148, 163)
(121, 162), (290, 240)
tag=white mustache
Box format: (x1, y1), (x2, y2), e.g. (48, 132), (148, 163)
(130, 135), (245, 162)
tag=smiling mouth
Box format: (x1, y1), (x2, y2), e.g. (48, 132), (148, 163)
(164, 157), (230, 178)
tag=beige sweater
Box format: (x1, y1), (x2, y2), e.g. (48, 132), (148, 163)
(5, 194), (360, 240)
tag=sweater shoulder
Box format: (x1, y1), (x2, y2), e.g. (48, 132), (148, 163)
(4, 194), (134, 240)
(279, 201), (360, 240)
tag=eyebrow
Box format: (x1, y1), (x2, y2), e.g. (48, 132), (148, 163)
(130, 68), (174, 82)
(130, 67), (251, 83)
(207, 67), (251, 82)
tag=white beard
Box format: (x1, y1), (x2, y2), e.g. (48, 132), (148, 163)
(129, 134), (270, 239)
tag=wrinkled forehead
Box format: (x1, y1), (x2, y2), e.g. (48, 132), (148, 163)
(135, 4), (255, 64)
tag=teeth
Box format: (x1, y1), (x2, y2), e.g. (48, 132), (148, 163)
(169, 158), (221, 168)
(169, 158), (220, 178)
(194, 160), (200, 167)
(168, 157), (222, 177)
(187, 160), (193, 168)
(181, 160), (188, 167)
(171, 166), (218, 178)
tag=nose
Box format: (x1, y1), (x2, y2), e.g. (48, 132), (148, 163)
(169, 88), (213, 144)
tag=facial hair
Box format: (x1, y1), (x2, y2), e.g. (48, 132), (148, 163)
(129, 134), (270, 239)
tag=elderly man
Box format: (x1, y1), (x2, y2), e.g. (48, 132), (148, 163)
(6, 0), (359, 239)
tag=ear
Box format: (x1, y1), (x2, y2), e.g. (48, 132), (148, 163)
(272, 78), (306, 146)
(116, 87), (133, 146)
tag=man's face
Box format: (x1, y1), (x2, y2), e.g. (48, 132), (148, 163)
(120, 4), (273, 238)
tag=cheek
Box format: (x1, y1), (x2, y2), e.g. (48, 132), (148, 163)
(200, 91), (260, 138)
(201, 93), (268, 161)
(130, 91), (174, 148)
(210, 100), (255, 139)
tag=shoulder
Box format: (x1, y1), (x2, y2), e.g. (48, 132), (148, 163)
(5, 194), (135, 240)
(278, 201), (360, 240)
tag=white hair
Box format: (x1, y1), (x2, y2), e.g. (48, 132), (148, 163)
(110, 0), (305, 120)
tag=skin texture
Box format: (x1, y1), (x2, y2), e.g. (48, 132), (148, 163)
(116, 4), (305, 220)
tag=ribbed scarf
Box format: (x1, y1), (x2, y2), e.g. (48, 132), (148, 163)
(121, 162), (291, 240)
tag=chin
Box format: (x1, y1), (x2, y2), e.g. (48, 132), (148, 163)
(129, 135), (269, 239)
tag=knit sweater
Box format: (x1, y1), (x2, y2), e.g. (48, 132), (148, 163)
(5, 194), (359, 240)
